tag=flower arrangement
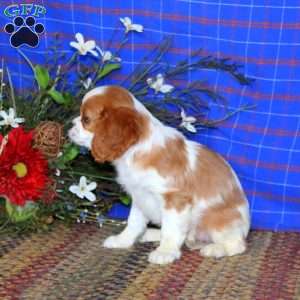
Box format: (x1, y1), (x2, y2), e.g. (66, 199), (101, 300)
(0, 17), (253, 232)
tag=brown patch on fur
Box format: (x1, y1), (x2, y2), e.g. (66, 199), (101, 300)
(198, 187), (245, 232)
(135, 137), (188, 177)
(190, 147), (236, 199)
(80, 86), (134, 133)
(91, 106), (148, 162)
(135, 139), (246, 215)
(164, 192), (193, 211)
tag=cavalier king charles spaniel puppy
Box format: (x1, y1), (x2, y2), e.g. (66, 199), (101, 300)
(69, 85), (250, 264)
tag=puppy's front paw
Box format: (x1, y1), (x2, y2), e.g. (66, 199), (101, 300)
(148, 248), (181, 265)
(103, 235), (134, 249)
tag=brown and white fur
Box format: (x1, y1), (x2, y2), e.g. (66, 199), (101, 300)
(68, 85), (250, 264)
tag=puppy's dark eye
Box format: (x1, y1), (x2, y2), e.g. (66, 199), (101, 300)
(82, 116), (90, 124)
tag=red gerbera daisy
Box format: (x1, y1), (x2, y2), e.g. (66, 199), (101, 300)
(0, 127), (49, 206)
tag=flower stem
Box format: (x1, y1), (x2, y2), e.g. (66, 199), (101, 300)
(0, 58), (4, 110)
(0, 218), (10, 232)
(6, 67), (16, 113)
(64, 170), (116, 182)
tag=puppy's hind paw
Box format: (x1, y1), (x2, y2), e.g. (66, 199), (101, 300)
(103, 235), (133, 249)
(200, 241), (246, 258)
(148, 248), (181, 265)
(200, 243), (227, 258)
(139, 228), (161, 243)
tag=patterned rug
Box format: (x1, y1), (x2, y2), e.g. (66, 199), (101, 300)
(0, 223), (300, 300)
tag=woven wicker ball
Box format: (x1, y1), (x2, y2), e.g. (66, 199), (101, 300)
(33, 121), (64, 159)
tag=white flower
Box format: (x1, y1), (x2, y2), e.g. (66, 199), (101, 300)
(96, 47), (121, 63)
(81, 77), (92, 90)
(55, 169), (61, 176)
(0, 108), (25, 128)
(99, 48), (113, 62)
(147, 74), (174, 94)
(70, 33), (98, 57)
(180, 109), (197, 133)
(102, 50), (113, 62)
(120, 17), (143, 33)
(69, 176), (97, 202)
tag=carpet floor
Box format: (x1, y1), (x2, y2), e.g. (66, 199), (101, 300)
(0, 223), (300, 300)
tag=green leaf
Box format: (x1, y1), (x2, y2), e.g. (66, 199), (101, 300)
(97, 63), (121, 80)
(34, 65), (50, 89)
(56, 144), (80, 169)
(62, 144), (80, 162)
(120, 195), (131, 206)
(62, 92), (73, 106)
(5, 200), (38, 223)
(55, 161), (67, 170)
(47, 88), (67, 105)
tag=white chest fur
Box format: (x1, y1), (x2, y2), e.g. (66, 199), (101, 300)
(114, 157), (166, 225)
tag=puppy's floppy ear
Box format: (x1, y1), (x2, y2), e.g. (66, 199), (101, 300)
(91, 107), (142, 162)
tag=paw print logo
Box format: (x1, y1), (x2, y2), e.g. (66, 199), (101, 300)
(4, 16), (45, 48)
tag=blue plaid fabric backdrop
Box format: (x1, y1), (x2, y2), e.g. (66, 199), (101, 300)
(1, 0), (300, 231)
